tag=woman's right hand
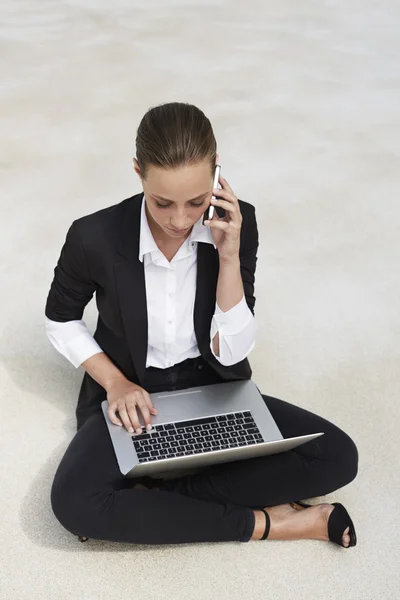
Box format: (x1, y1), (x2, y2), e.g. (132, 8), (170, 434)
(106, 376), (158, 434)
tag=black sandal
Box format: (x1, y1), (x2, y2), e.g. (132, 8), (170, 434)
(290, 499), (357, 548)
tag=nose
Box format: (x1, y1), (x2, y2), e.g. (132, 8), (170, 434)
(171, 212), (190, 229)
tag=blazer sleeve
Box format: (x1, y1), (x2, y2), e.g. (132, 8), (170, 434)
(240, 204), (259, 316)
(45, 221), (96, 322)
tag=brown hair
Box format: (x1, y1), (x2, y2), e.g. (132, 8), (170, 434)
(135, 102), (217, 180)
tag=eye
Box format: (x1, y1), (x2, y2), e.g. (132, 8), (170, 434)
(155, 201), (205, 209)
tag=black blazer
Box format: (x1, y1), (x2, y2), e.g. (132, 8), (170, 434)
(45, 192), (259, 429)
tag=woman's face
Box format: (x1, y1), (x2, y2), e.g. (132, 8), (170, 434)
(133, 155), (219, 240)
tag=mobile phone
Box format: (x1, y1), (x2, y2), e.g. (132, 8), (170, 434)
(203, 164), (222, 225)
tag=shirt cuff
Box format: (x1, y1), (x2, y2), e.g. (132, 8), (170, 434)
(212, 293), (253, 335)
(209, 293), (256, 365)
(45, 317), (103, 368)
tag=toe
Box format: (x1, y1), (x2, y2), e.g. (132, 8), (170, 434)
(342, 526), (350, 547)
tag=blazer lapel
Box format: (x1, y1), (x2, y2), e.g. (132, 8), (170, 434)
(114, 192), (220, 387)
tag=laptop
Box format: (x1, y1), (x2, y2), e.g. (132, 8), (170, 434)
(101, 379), (324, 479)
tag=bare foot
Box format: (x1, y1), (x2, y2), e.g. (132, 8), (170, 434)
(262, 502), (351, 547)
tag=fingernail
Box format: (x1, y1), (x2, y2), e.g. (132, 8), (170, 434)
(146, 424), (152, 431)
(136, 428), (142, 434)
(128, 427), (134, 433)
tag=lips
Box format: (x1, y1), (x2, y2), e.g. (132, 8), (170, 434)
(169, 227), (189, 233)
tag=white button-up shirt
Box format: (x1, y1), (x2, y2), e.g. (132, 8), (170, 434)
(45, 195), (256, 369)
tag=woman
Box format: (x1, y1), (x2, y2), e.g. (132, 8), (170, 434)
(45, 102), (358, 548)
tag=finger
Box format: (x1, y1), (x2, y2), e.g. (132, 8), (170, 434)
(213, 188), (240, 210)
(219, 175), (234, 193)
(211, 197), (236, 213)
(131, 396), (153, 431)
(118, 404), (139, 434)
(205, 219), (230, 230)
(144, 391), (158, 415)
(107, 403), (123, 427)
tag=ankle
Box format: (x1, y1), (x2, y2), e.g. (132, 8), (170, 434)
(251, 510), (268, 541)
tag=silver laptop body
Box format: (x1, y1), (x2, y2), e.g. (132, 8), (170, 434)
(101, 379), (324, 479)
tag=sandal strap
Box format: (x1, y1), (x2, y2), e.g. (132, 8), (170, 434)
(259, 509), (270, 540)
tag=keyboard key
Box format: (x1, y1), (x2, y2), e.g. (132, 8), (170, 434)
(135, 433), (151, 441)
(177, 416), (216, 428)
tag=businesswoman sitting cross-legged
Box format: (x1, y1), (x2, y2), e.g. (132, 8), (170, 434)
(45, 102), (358, 548)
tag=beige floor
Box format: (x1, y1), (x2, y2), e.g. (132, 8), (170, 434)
(1, 1), (399, 598)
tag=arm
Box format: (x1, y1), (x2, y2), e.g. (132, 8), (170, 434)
(210, 204), (258, 364)
(45, 221), (125, 383)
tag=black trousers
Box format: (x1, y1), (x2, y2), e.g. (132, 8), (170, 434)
(50, 355), (358, 544)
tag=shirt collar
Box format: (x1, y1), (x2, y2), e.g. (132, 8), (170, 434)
(139, 193), (216, 262)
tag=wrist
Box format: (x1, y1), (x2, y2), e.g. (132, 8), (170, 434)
(219, 254), (240, 268)
(104, 371), (128, 393)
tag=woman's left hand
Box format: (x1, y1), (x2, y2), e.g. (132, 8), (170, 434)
(204, 174), (242, 262)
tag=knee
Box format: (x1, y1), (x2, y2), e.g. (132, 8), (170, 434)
(330, 426), (359, 487)
(50, 470), (94, 536)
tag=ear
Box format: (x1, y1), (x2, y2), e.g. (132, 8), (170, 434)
(133, 158), (143, 180)
(215, 153), (220, 165)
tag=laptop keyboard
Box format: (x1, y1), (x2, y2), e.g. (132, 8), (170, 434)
(132, 411), (265, 463)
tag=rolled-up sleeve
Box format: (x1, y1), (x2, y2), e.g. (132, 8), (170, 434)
(45, 220), (102, 367)
(209, 293), (256, 366)
(45, 317), (103, 368)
